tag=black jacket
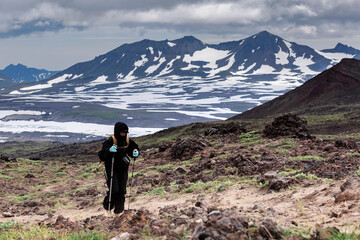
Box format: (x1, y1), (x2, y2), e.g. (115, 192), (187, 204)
(98, 136), (139, 167)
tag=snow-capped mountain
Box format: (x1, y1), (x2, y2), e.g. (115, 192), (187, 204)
(6, 31), (358, 96)
(321, 43), (360, 58)
(0, 31), (359, 142)
(0, 64), (58, 83)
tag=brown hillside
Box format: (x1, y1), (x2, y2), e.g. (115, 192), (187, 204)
(231, 58), (360, 119)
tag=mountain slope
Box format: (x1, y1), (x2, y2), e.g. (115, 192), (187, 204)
(0, 72), (14, 88)
(0, 64), (58, 83)
(230, 58), (360, 131)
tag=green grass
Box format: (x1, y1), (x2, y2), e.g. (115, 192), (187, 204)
(294, 173), (332, 182)
(144, 186), (165, 195)
(10, 190), (56, 202)
(0, 221), (18, 231)
(290, 155), (324, 161)
(180, 160), (195, 166)
(257, 181), (269, 188)
(0, 173), (14, 179)
(80, 173), (91, 178)
(305, 112), (347, 125)
(346, 153), (360, 158)
(328, 228), (360, 240)
(0, 223), (112, 240)
(182, 177), (238, 194)
(146, 164), (175, 171)
(55, 172), (67, 176)
(0, 142), (62, 157)
(131, 169), (146, 178)
(267, 138), (297, 149)
(275, 149), (289, 154)
(10, 193), (37, 202)
(356, 167), (360, 177)
(238, 132), (265, 146)
(278, 168), (300, 176)
(55, 203), (74, 209)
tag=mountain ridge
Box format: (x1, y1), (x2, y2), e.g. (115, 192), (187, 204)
(0, 63), (58, 84)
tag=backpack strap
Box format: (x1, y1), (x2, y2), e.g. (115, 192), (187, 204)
(108, 135), (129, 148)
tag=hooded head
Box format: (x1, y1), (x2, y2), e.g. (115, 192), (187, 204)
(114, 122), (128, 144)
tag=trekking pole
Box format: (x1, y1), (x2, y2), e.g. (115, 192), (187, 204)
(127, 158), (136, 210)
(108, 153), (115, 213)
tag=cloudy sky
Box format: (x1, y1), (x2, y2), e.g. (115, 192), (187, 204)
(1, 0), (359, 70)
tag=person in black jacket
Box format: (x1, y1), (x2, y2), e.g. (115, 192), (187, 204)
(98, 122), (139, 215)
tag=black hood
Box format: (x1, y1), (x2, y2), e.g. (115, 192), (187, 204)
(114, 122), (128, 145)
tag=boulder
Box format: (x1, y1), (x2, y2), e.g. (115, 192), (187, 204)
(335, 176), (360, 203)
(263, 113), (313, 139)
(259, 218), (282, 239)
(169, 138), (207, 160)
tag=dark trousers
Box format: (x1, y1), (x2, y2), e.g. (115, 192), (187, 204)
(105, 160), (129, 213)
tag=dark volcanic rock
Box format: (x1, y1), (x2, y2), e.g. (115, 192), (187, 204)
(24, 173), (35, 178)
(192, 209), (249, 239)
(263, 113), (314, 139)
(258, 171), (295, 191)
(205, 123), (246, 136)
(259, 218), (282, 239)
(219, 122), (246, 135)
(335, 140), (358, 149)
(169, 138), (207, 160)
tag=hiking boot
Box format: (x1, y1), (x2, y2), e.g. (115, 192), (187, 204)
(114, 211), (124, 217)
(105, 210), (112, 217)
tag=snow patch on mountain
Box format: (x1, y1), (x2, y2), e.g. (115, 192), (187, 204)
(88, 75), (109, 87)
(154, 51), (163, 62)
(167, 42), (176, 47)
(134, 55), (148, 67)
(158, 56), (181, 76)
(148, 47), (154, 55)
(209, 54), (235, 77)
(183, 47), (230, 70)
(146, 57), (166, 75)
(20, 74), (72, 91)
(252, 65), (276, 74)
(284, 41), (296, 58)
(317, 51), (355, 64)
(275, 46), (289, 65)
(293, 54), (317, 75)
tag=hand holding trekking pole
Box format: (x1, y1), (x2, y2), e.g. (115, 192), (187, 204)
(132, 149), (139, 159)
(109, 145), (117, 152)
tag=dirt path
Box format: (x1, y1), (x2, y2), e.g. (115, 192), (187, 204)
(2, 177), (358, 235)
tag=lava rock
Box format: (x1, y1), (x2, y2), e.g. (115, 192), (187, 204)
(263, 113), (314, 139)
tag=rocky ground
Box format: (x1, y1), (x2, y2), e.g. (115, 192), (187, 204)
(1, 114), (360, 239)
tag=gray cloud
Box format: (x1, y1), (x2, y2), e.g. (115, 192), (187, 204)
(1, 0), (360, 40)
